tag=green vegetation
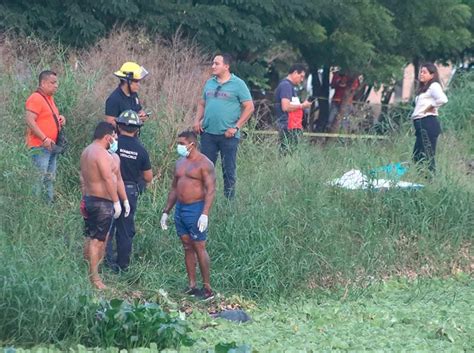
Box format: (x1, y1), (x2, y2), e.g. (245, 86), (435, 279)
(188, 278), (474, 352)
(2, 0), (473, 128)
(84, 298), (194, 350)
(0, 35), (473, 351)
(4, 279), (473, 352)
(1, 1), (472, 88)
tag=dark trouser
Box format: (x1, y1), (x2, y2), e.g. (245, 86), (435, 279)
(278, 129), (302, 155)
(200, 132), (239, 199)
(106, 182), (139, 270)
(413, 115), (441, 173)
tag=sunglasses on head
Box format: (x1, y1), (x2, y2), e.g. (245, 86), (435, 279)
(214, 85), (222, 97)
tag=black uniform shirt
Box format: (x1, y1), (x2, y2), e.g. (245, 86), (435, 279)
(118, 135), (151, 183)
(105, 86), (142, 118)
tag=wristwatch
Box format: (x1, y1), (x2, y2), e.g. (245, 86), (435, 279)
(234, 126), (240, 131)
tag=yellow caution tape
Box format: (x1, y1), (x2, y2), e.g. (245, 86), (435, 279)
(249, 130), (388, 140)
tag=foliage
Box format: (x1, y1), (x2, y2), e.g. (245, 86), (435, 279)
(464, 0), (474, 56)
(214, 342), (252, 353)
(0, 229), (92, 346)
(0, 0), (311, 87)
(380, 0), (473, 64)
(0, 34), (473, 350)
(1, 0), (473, 90)
(0, 32), (206, 347)
(441, 71), (474, 134)
(4, 279), (473, 352)
(189, 278), (474, 351)
(292, 0), (404, 82)
(84, 298), (194, 350)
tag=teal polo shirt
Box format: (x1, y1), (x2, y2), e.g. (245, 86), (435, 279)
(202, 74), (252, 137)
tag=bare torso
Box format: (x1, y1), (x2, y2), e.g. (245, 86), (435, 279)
(80, 143), (118, 200)
(176, 154), (212, 204)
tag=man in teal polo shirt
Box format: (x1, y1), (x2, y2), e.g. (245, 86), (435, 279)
(193, 54), (254, 199)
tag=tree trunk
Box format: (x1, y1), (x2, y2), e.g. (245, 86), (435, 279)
(413, 57), (420, 98)
(307, 66), (317, 132)
(381, 85), (395, 112)
(357, 84), (372, 103)
(314, 66), (330, 132)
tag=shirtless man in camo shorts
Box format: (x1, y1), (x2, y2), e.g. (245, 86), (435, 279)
(80, 122), (129, 289)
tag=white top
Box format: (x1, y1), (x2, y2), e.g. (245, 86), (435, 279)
(412, 82), (448, 119)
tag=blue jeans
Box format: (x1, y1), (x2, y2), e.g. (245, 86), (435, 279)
(31, 147), (57, 202)
(200, 132), (239, 199)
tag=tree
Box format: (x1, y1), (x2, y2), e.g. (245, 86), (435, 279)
(280, 0), (404, 132)
(380, 0), (472, 86)
(460, 0), (474, 59)
(0, 0), (311, 87)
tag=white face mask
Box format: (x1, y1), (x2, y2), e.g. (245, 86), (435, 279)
(108, 138), (118, 154)
(177, 144), (190, 157)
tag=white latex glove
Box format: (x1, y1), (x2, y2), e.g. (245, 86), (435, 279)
(160, 213), (169, 230)
(113, 201), (122, 219)
(197, 214), (208, 232)
(123, 200), (130, 217)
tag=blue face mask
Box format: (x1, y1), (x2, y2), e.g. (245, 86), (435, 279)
(108, 138), (118, 154)
(177, 144), (190, 157)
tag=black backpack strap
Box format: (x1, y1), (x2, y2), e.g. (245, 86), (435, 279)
(35, 90), (61, 131)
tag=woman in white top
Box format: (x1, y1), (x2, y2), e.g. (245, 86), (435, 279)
(412, 63), (448, 173)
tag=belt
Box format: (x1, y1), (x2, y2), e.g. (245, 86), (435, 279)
(124, 181), (139, 193)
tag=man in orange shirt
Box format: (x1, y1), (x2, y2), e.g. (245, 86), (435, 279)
(25, 70), (66, 202)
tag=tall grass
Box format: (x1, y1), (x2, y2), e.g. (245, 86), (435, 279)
(0, 32), (472, 346)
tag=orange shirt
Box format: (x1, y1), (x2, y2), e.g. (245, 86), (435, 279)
(25, 92), (60, 148)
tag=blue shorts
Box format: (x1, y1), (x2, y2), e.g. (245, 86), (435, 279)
(174, 200), (207, 241)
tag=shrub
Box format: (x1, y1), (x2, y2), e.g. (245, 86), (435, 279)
(84, 298), (194, 350)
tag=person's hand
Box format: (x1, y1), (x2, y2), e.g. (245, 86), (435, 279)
(224, 127), (238, 138)
(197, 214), (208, 232)
(123, 200), (130, 217)
(42, 137), (54, 151)
(302, 100), (312, 109)
(138, 110), (149, 122)
(160, 213), (169, 230)
(424, 106), (436, 114)
(193, 120), (203, 134)
(113, 201), (122, 219)
(80, 198), (88, 219)
(58, 115), (66, 126)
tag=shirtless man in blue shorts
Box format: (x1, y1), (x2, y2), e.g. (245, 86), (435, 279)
(80, 122), (129, 289)
(160, 130), (216, 301)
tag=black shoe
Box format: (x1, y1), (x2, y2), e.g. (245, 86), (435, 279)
(197, 288), (215, 301)
(183, 287), (201, 296)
